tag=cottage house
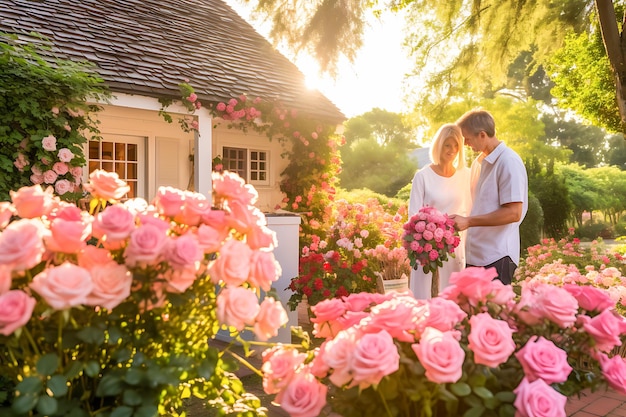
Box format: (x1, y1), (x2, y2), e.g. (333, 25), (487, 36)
(0, 0), (345, 210)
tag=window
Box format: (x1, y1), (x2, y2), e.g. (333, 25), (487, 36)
(222, 147), (269, 185)
(88, 135), (145, 198)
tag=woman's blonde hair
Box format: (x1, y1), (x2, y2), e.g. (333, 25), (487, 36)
(429, 123), (466, 168)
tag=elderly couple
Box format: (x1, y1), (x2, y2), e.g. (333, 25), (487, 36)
(409, 109), (528, 299)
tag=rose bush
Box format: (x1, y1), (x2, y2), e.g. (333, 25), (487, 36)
(263, 267), (626, 417)
(0, 169), (288, 417)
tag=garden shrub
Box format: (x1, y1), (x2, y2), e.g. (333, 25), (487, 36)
(575, 221), (614, 240)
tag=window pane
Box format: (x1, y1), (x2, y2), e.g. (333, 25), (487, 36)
(102, 142), (113, 160)
(115, 143), (125, 161)
(89, 141), (99, 159)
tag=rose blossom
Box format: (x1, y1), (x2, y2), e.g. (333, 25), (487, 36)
(10, 184), (54, 218)
(246, 224), (277, 250)
(0, 202), (15, 229)
(513, 378), (567, 417)
(248, 250), (281, 291)
(274, 371), (327, 417)
(441, 266), (499, 305)
(0, 218), (46, 272)
(468, 313), (515, 368)
(209, 239), (253, 286)
(420, 297), (467, 332)
(42, 169), (58, 184)
(579, 309), (626, 352)
(124, 224), (168, 266)
(77, 245), (112, 269)
(0, 290), (36, 336)
(196, 223), (229, 253)
(165, 234), (203, 270)
(164, 266), (197, 293)
(30, 262), (93, 310)
(92, 204), (136, 249)
(563, 284), (615, 312)
(153, 186), (185, 217)
(174, 191), (210, 226)
(52, 162), (69, 175)
(83, 169), (131, 201)
(216, 286), (259, 331)
(85, 261), (132, 310)
(0, 266), (11, 294)
(364, 295), (426, 342)
(54, 179), (73, 195)
(516, 283), (579, 328)
(41, 134), (57, 151)
(515, 336), (572, 384)
(211, 171), (258, 205)
(45, 216), (92, 253)
(318, 330), (357, 386)
(350, 330), (400, 388)
(598, 352), (626, 395)
(57, 147), (74, 162)
(412, 327), (465, 383)
(254, 297), (288, 341)
(262, 345), (307, 394)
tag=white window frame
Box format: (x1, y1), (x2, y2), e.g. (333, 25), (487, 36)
(86, 135), (146, 199)
(222, 146), (270, 186)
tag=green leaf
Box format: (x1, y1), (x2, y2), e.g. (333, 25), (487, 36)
(468, 373), (487, 387)
(110, 405), (133, 417)
(36, 353), (59, 376)
(77, 326), (105, 345)
(498, 403), (516, 417)
(96, 374), (123, 397)
(47, 375), (68, 397)
(15, 377), (42, 394)
(495, 391), (516, 403)
(473, 386), (494, 399)
(135, 405), (158, 417)
(450, 382), (472, 397)
(36, 396), (58, 415)
(123, 368), (143, 386)
(64, 361), (84, 380)
(11, 394), (38, 414)
(463, 405), (486, 417)
(85, 361), (100, 377)
(122, 389), (142, 406)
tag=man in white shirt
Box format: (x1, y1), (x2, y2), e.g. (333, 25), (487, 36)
(450, 109), (528, 284)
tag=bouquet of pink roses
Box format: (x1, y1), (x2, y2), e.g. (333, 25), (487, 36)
(402, 206), (460, 274)
(261, 267), (626, 417)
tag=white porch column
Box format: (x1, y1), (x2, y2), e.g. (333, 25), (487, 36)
(194, 107), (213, 198)
(265, 213), (302, 344)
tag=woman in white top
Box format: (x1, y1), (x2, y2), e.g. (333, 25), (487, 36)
(408, 123), (472, 299)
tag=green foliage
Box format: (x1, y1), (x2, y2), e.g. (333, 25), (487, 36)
(575, 221), (614, 240)
(520, 192), (543, 255)
(0, 34), (109, 202)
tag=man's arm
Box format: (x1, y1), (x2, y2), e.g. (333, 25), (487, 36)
(450, 202), (523, 231)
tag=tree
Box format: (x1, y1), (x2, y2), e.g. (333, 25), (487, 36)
(556, 163), (602, 227)
(239, 0), (626, 133)
(541, 115), (607, 168)
(340, 109), (417, 196)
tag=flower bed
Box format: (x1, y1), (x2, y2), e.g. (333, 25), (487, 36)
(0, 170), (287, 416)
(263, 267), (626, 417)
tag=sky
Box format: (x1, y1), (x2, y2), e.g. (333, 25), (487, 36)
(225, 1), (413, 118)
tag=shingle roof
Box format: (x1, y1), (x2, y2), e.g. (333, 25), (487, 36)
(0, 0), (345, 122)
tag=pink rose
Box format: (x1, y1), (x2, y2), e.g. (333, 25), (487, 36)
(92, 204), (136, 249)
(164, 266), (197, 293)
(43, 169), (58, 184)
(513, 378), (567, 417)
(211, 171), (258, 206)
(364, 295), (426, 343)
(41, 134), (57, 151)
(174, 191), (210, 226)
(317, 331), (357, 386)
(86, 261), (132, 310)
(515, 336), (572, 384)
(310, 298), (347, 339)
(579, 309), (626, 352)
(468, 313), (515, 368)
(226, 200), (265, 234)
(412, 327), (465, 383)
(52, 162), (69, 175)
(563, 284), (615, 312)
(153, 186), (185, 217)
(516, 283), (579, 328)
(0, 219), (46, 272)
(0, 290), (36, 335)
(57, 147), (74, 162)
(598, 353), (626, 395)
(165, 234), (203, 270)
(342, 292), (387, 312)
(216, 286), (259, 331)
(77, 245), (112, 269)
(30, 262), (93, 310)
(45, 216), (91, 253)
(209, 239), (253, 286)
(124, 224), (168, 266)
(262, 346), (307, 394)
(248, 251), (281, 292)
(54, 179), (73, 195)
(84, 169), (131, 201)
(201, 208), (230, 231)
(441, 266), (499, 305)
(254, 297), (288, 341)
(0, 202), (15, 229)
(196, 223), (229, 253)
(274, 371), (327, 417)
(350, 330), (400, 388)
(245, 224), (277, 250)
(10, 185), (54, 218)
(420, 297), (467, 332)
